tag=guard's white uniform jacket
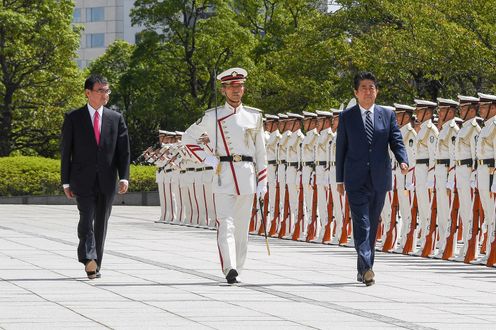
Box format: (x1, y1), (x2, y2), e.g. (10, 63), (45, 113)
(183, 103), (268, 195)
(454, 117), (481, 260)
(183, 102), (267, 276)
(154, 144), (171, 222)
(414, 119), (438, 253)
(434, 119), (459, 257)
(395, 123), (417, 253)
(476, 115), (496, 262)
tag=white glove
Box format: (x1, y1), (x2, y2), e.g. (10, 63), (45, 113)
(446, 181), (455, 191)
(491, 182), (496, 193)
(470, 171), (477, 188)
(426, 179), (435, 189)
(256, 182), (268, 199)
(203, 155), (219, 168)
(405, 182), (415, 191)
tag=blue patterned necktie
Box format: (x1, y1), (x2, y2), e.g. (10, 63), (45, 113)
(365, 110), (373, 144)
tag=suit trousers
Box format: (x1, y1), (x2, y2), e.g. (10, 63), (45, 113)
(215, 193), (253, 276)
(76, 179), (115, 268)
(347, 174), (386, 275)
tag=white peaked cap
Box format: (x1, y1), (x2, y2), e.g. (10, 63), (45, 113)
(393, 103), (416, 111)
(457, 95), (479, 103)
(346, 98), (357, 109)
(302, 111), (318, 117)
(286, 112), (304, 119)
(316, 110), (333, 117)
(437, 98), (459, 106)
(277, 113), (289, 119)
(477, 92), (496, 102)
(381, 105), (395, 111)
(414, 99), (437, 107)
(265, 114), (279, 120)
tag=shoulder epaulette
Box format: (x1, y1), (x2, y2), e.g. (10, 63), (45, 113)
(471, 118), (478, 127)
(244, 106), (262, 112)
(427, 121), (433, 128)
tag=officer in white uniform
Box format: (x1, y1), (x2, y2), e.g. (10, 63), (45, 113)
(433, 98), (460, 258)
(183, 68), (267, 284)
(265, 114), (281, 233)
(453, 95), (481, 261)
(378, 106), (396, 251)
(285, 113), (306, 238)
(330, 108), (345, 245)
(274, 113), (291, 237)
(314, 110), (334, 242)
(475, 93), (496, 264)
(392, 103), (417, 254)
(301, 111), (320, 239)
(413, 99), (439, 256)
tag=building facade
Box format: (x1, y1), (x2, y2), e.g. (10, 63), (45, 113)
(73, 0), (142, 68)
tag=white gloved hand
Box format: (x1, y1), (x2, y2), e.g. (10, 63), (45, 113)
(446, 181), (455, 191)
(256, 182), (268, 199)
(491, 182), (496, 193)
(426, 179), (435, 189)
(470, 171), (477, 188)
(203, 155), (219, 168)
(405, 182), (415, 191)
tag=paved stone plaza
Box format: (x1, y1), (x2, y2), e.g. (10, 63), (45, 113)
(0, 204), (495, 329)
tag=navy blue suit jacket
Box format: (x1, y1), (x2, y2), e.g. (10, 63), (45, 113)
(335, 104), (408, 192)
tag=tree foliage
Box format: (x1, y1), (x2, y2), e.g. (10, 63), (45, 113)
(0, 0), (84, 157)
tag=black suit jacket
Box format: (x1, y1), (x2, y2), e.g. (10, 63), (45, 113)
(61, 105), (130, 195)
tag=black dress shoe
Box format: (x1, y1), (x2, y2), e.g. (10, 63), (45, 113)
(85, 260), (97, 279)
(357, 273), (363, 283)
(95, 271), (101, 278)
(226, 269), (239, 284)
(363, 269), (375, 286)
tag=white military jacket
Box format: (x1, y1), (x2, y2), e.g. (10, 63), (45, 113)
(476, 116), (496, 162)
(301, 128), (319, 184)
(183, 102), (267, 195)
(399, 123), (417, 190)
(416, 119), (439, 166)
(454, 118), (481, 164)
(266, 130), (282, 162)
(315, 128), (334, 185)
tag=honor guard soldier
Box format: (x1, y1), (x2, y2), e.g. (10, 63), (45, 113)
(433, 98), (460, 258)
(274, 113), (291, 237)
(314, 110), (334, 242)
(330, 107), (345, 245)
(413, 99), (439, 256)
(155, 131), (174, 222)
(183, 68), (267, 284)
(265, 114), (281, 233)
(475, 93), (496, 264)
(301, 111), (320, 239)
(285, 113), (306, 238)
(453, 95), (481, 261)
(379, 106), (398, 252)
(170, 133), (184, 223)
(392, 103), (417, 254)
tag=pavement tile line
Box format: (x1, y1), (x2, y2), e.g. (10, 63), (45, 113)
(0, 224), (434, 330)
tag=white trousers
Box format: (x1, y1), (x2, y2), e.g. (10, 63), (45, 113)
(415, 164), (431, 250)
(330, 183), (344, 244)
(456, 165), (475, 258)
(215, 193), (253, 275)
(316, 184), (329, 240)
(478, 165), (495, 257)
(435, 165), (450, 255)
(380, 190), (393, 248)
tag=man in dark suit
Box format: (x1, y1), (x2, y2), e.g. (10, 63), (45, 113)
(336, 72), (408, 286)
(61, 74), (130, 279)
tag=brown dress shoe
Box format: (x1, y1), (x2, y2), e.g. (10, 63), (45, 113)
(363, 269), (375, 286)
(85, 260), (98, 279)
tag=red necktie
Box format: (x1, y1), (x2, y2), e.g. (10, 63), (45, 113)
(94, 111), (100, 145)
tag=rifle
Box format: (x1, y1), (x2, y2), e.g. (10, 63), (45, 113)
(258, 197), (271, 255)
(382, 182), (399, 252)
(464, 187), (482, 263)
(292, 172), (305, 241)
(403, 191), (418, 254)
(443, 187), (459, 260)
(421, 188), (437, 257)
(306, 170), (318, 242)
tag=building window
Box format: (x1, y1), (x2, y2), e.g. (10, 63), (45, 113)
(73, 8), (81, 23)
(86, 7), (104, 22)
(86, 33), (105, 48)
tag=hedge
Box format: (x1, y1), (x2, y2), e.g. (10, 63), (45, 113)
(0, 156), (157, 197)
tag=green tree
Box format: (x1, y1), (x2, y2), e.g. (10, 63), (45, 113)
(0, 0), (84, 157)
